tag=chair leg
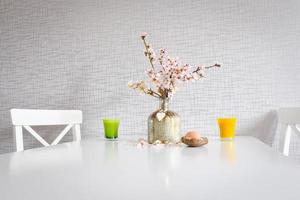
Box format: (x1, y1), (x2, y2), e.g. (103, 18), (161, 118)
(279, 124), (287, 155)
(283, 125), (292, 156)
(72, 124), (81, 142)
(14, 126), (24, 152)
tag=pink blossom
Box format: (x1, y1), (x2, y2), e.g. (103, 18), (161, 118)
(140, 32), (148, 38)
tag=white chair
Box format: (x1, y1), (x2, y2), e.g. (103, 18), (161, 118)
(10, 109), (82, 152)
(278, 107), (300, 156)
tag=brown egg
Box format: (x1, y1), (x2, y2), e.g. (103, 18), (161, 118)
(185, 131), (201, 140)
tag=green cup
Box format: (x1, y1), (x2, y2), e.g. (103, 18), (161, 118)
(103, 119), (120, 139)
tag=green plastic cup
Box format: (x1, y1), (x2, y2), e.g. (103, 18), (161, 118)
(103, 119), (120, 139)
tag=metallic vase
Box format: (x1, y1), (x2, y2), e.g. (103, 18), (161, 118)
(148, 98), (181, 144)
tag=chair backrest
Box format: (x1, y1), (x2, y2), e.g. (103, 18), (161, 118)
(11, 109), (82, 151)
(278, 107), (300, 124)
(277, 107), (300, 156)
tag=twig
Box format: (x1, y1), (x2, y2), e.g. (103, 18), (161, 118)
(192, 63), (221, 74)
(205, 63), (221, 69)
(141, 38), (155, 70)
(148, 89), (162, 98)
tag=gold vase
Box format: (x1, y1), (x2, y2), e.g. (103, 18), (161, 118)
(148, 98), (181, 144)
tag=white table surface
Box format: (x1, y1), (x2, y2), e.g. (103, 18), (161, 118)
(0, 136), (299, 200)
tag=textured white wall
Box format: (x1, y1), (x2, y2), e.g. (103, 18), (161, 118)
(0, 0), (300, 156)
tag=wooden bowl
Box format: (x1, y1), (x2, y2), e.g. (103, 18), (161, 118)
(181, 136), (208, 147)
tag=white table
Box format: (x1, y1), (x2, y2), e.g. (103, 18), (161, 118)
(0, 136), (299, 200)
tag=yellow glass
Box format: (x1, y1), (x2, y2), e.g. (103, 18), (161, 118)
(218, 118), (237, 140)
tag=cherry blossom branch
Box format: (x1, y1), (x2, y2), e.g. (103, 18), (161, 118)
(128, 33), (222, 99)
(148, 89), (162, 98)
(192, 63), (222, 75)
(141, 33), (155, 70)
(128, 80), (162, 98)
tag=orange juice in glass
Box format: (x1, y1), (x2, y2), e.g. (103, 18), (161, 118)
(218, 118), (237, 140)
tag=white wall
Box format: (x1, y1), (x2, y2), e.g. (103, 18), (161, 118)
(0, 0), (300, 156)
